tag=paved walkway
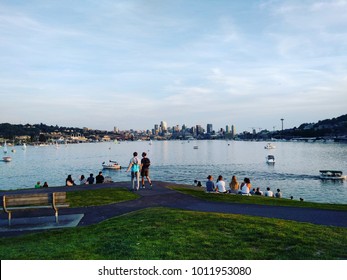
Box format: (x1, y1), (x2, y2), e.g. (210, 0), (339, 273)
(1, 181), (346, 237)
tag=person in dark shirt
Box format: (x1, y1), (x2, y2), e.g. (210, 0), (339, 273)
(66, 175), (76, 186)
(95, 171), (104, 184)
(205, 175), (215, 192)
(87, 173), (95, 184)
(140, 152), (152, 189)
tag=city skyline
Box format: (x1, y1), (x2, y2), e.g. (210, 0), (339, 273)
(1, 1), (346, 132)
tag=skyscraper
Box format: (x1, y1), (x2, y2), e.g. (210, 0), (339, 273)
(207, 123), (213, 134)
(160, 121), (167, 133)
(231, 125), (236, 137)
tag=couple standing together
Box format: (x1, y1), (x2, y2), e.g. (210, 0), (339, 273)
(126, 152), (152, 191)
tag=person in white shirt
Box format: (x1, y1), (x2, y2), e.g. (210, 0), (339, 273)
(240, 177), (252, 195)
(264, 187), (274, 197)
(215, 175), (227, 193)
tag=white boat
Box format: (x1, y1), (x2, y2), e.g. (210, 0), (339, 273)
(319, 170), (347, 180)
(22, 143), (27, 150)
(264, 143), (276, 149)
(102, 160), (121, 170)
(2, 156), (12, 162)
(266, 155), (275, 164)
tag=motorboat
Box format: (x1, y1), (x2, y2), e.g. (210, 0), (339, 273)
(2, 156), (12, 162)
(264, 143), (276, 149)
(266, 155), (275, 164)
(193, 145), (198, 149)
(319, 170), (347, 180)
(102, 160), (121, 170)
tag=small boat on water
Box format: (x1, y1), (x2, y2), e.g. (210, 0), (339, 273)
(264, 143), (276, 149)
(193, 145), (198, 149)
(2, 156), (12, 162)
(102, 160), (121, 170)
(319, 170), (347, 180)
(266, 155), (275, 164)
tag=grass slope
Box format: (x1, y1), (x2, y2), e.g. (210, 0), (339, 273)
(0, 208), (346, 260)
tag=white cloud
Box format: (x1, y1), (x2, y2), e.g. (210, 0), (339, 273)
(0, 0), (346, 131)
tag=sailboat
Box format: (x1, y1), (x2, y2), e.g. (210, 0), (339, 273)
(22, 143), (27, 150)
(3, 141), (8, 154)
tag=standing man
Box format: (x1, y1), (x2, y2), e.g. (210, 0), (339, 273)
(141, 152), (152, 189)
(126, 152), (141, 191)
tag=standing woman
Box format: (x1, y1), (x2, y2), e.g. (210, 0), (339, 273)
(126, 152), (141, 191)
(229, 175), (240, 194)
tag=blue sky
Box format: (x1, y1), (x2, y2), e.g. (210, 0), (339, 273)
(1, 0), (346, 132)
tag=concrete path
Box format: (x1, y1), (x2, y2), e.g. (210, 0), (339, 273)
(1, 181), (346, 237)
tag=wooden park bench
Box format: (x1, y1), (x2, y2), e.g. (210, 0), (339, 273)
(2, 192), (69, 226)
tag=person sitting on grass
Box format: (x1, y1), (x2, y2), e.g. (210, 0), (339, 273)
(65, 175), (76, 186)
(264, 187), (274, 197)
(205, 175), (215, 193)
(239, 178), (251, 195)
(215, 175), (227, 193)
(275, 188), (282, 198)
(229, 175), (240, 194)
(87, 173), (94, 184)
(96, 171), (104, 184)
(255, 187), (263, 195)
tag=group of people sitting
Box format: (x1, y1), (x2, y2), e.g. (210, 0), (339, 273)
(65, 171), (106, 186)
(34, 181), (49, 188)
(34, 171), (109, 188)
(204, 175), (282, 198)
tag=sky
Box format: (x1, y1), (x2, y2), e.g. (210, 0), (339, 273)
(0, 0), (346, 132)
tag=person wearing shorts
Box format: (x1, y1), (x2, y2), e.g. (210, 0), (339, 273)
(126, 152), (141, 191)
(141, 152), (152, 189)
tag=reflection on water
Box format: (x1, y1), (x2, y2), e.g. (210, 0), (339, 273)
(1, 140), (346, 204)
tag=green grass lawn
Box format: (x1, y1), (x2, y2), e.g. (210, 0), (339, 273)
(1, 186), (346, 260)
(66, 187), (139, 207)
(0, 207), (346, 260)
(170, 186), (347, 211)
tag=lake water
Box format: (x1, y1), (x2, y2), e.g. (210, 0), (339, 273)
(1, 140), (347, 204)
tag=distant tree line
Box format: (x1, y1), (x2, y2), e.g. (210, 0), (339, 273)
(0, 123), (85, 140)
(1, 114), (346, 141)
